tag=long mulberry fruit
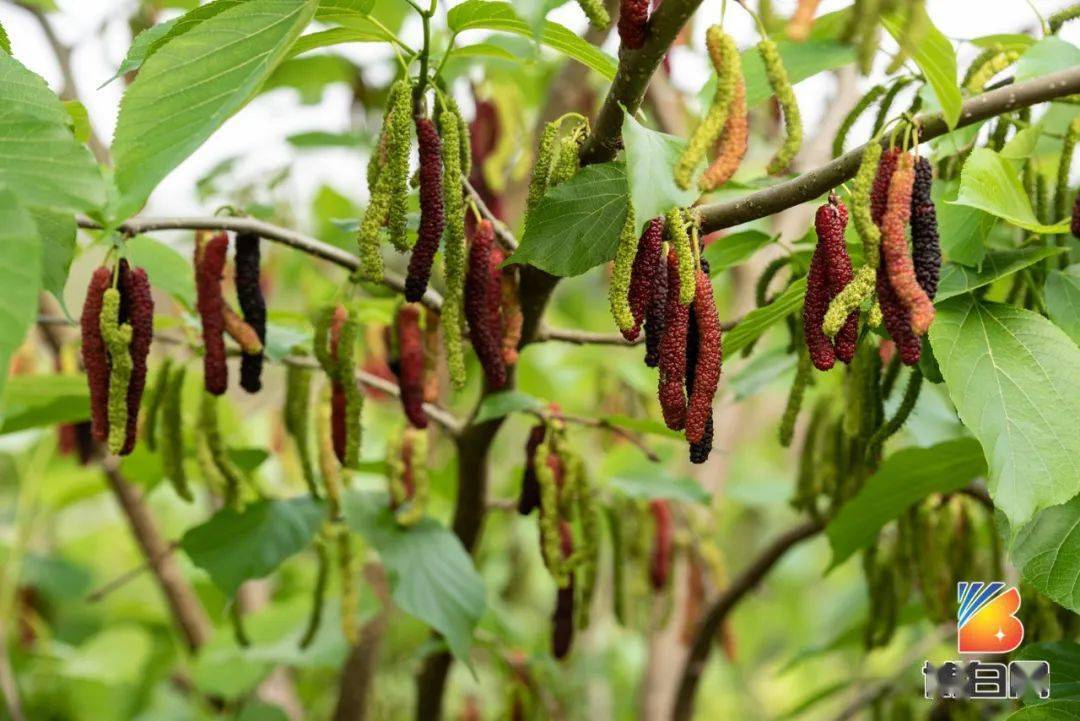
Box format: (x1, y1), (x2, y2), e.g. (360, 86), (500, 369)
(685, 269), (721, 445)
(700, 75), (748, 192)
(235, 231), (266, 393)
(439, 107), (468, 389)
(465, 220), (507, 389)
(518, 423), (546, 515)
(396, 304), (428, 429)
(618, 0), (649, 49)
(881, 154), (935, 335)
(877, 258), (921, 365)
(81, 266), (112, 443)
(658, 250), (690, 429)
(761, 36), (803, 174)
(626, 217), (665, 341)
(910, 156), (941, 299)
(119, 262), (153, 455)
(405, 117), (445, 302)
(818, 196), (858, 362)
(196, 231), (228, 395)
(643, 247), (669, 368)
(803, 234), (836, 371)
(100, 288), (133, 456)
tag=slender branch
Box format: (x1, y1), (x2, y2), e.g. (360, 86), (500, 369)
(86, 541), (180, 602)
(698, 66), (1080, 232)
(672, 519), (824, 721)
(75, 215), (445, 314)
(37, 316), (466, 435)
(537, 314), (740, 346)
(462, 177), (517, 251)
(526, 408), (661, 463)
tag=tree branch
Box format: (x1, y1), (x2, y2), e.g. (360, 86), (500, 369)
(672, 519), (824, 721)
(75, 215), (446, 315)
(698, 66), (1080, 232)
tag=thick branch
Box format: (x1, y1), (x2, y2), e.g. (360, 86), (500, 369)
(75, 215), (445, 314)
(672, 519), (823, 721)
(699, 66), (1080, 232)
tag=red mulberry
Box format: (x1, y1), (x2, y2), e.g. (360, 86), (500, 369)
(820, 196), (858, 363)
(658, 250), (689, 430)
(685, 269), (721, 445)
(405, 118), (446, 302)
(685, 275), (715, 465)
(877, 258), (921, 365)
(518, 423), (546, 515)
(465, 220), (507, 389)
(643, 248), (669, 368)
(910, 157), (941, 300)
(235, 231), (266, 393)
(196, 232), (229, 395)
(649, 499), (673, 590)
(626, 217), (664, 341)
(871, 148), (901, 225)
(803, 220), (836, 371)
(396, 304), (428, 429)
(119, 262), (154, 455)
(328, 306), (348, 463)
(618, 0), (649, 49)
(81, 266), (112, 443)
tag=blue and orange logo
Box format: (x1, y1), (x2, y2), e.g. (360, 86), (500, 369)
(957, 582), (1024, 654)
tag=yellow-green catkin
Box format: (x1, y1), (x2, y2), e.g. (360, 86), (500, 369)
(675, 26), (738, 189)
(866, 368), (923, 459)
(824, 266), (876, 338)
(142, 357), (172, 452)
(666, 208), (695, 306)
(312, 304), (337, 376)
(963, 48), (1021, 93)
(337, 527), (358, 644)
(884, 0), (925, 74)
(573, 453), (600, 628)
(536, 427), (569, 587)
(523, 121), (560, 230)
(832, 85), (885, 159)
(285, 363), (319, 498)
(854, 0), (881, 74)
(198, 391), (244, 510)
(760, 36), (803, 174)
(779, 348), (812, 447)
(575, 0), (610, 28)
(548, 124), (586, 187)
(299, 538), (329, 649)
(317, 383), (343, 517)
(1054, 116), (1080, 223)
(609, 206), (638, 334)
(160, 364), (191, 502)
(439, 107), (467, 389)
(1050, 3), (1080, 33)
(100, 288), (133, 455)
(337, 308), (364, 470)
(394, 428), (429, 527)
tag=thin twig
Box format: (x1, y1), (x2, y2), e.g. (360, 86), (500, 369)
(85, 541), (180, 602)
(526, 408), (661, 462)
(462, 177), (517, 251)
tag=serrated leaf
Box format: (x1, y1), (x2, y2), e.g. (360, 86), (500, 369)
(1004, 700), (1080, 721)
(473, 390), (543, 423)
(935, 179), (993, 267)
(342, 490), (485, 663)
(1045, 266), (1080, 345)
(935, 247), (1065, 302)
(826, 438), (986, 569)
(0, 54), (104, 213)
(31, 208), (76, 309)
(621, 111), (698, 235)
(180, 497), (325, 596)
(509, 162), (629, 277)
(0, 20), (9, 54)
(447, 1), (617, 80)
(1014, 642), (1080, 702)
(112, 0), (317, 219)
(930, 296), (1080, 526)
(1008, 495), (1080, 614)
(125, 235), (196, 309)
(703, 229), (775, 274)
(0, 190), (41, 422)
(1015, 37), (1080, 84)
(883, 6), (961, 128)
(0, 374), (88, 435)
(952, 148), (1071, 233)
(724, 277), (807, 356)
(288, 24), (392, 57)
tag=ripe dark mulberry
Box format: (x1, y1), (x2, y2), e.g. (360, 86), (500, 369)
(910, 156), (941, 300)
(405, 118), (446, 302)
(465, 220), (507, 389)
(649, 499), (673, 590)
(820, 196), (858, 363)
(626, 217), (664, 341)
(518, 423), (546, 515)
(1073, 193), (1080, 238)
(235, 231), (266, 393)
(871, 148), (901, 225)
(196, 232), (229, 395)
(119, 263), (154, 455)
(685, 269), (721, 445)
(396, 304), (428, 429)
(618, 0), (649, 49)
(644, 247), (669, 368)
(877, 256), (921, 365)
(803, 224), (836, 371)
(685, 276), (715, 465)
(81, 266), (112, 443)
(881, 154), (935, 335)
(658, 250), (689, 430)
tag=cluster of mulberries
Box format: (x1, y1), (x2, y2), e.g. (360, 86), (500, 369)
(910, 157), (941, 299)
(395, 304), (428, 429)
(465, 220), (507, 389)
(803, 196), (855, 370)
(119, 262), (153, 455)
(576, 0), (610, 28)
(499, 261), (523, 365)
(617, 0), (649, 49)
(648, 499), (673, 590)
(196, 232), (229, 395)
(235, 232), (266, 393)
(881, 153), (935, 335)
(405, 118), (446, 302)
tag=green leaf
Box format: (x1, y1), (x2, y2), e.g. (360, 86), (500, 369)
(1015, 642), (1080, 702)
(62, 100), (91, 143)
(608, 472), (710, 504)
(1045, 266), (1080, 345)
(1008, 495), (1080, 614)
(0, 190), (41, 421)
(970, 33), (1037, 52)
(825, 438), (986, 569)
(725, 277), (807, 356)
(0, 374), (89, 435)
(315, 0), (376, 20)
(1015, 37), (1080, 84)
(935, 180), (993, 267)
(952, 148), (1071, 233)
(703, 229), (775, 274)
(509, 162), (629, 277)
(447, 1), (617, 80)
(1001, 126), (1044, 161)
(621, 111), (699, 234)
(124, 235), (196, 309)
(342, 490), (485, 663)
(930, 296), (1080, 526)
(62, 626), (154, 685)
(180, 497), (325, 595)
(1003, 698), (1080, 720)
(112, 0), (317, 219)
(227, 447), (271, 473)
(0, 20), (10, 54)
(935, 247), (1066, 302)
(31, 208), (76, 308)
(287, 130), (367, 148)
(473, 390), (543, 423)
(0, 54), (104, 213)
(288, 25), (392, 57)
(443, 42), (518, 63)
(883, 6), (961, 128)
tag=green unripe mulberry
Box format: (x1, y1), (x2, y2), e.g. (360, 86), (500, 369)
(666, 208), (696, 306)
(675, 26), (738, 189)
(100, 288), (133, 455)
(760, 36), (803, 174)
(439, 107), (468, 389)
